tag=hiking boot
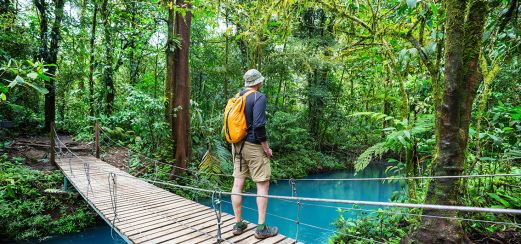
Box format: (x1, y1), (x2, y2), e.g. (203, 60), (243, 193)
(254, 224), (278, 239)
(232, 222), (248, 235)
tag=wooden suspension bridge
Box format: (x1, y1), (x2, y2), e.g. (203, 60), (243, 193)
(48, 122), (521, 244)
(55, 155), (298, 244)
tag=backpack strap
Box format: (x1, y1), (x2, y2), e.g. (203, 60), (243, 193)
(241, 89), (256, 100)
(236, 89), (257, 172)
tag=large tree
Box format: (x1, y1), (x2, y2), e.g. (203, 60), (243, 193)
(100, 0), (115, 115)
(407, 0), (488, 242)
(166, 0), (192, 174)
(88, 0), (98, 117)
(34, 0), (65, 132)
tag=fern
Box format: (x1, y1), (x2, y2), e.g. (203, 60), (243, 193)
(348, 111), (401, 126)
(351, 113), (434, 172)
(354, 142), (389, 172)
(199, 139), (231, 181)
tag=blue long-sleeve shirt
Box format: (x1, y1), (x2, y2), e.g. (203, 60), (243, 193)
(239, 89), (267, 144)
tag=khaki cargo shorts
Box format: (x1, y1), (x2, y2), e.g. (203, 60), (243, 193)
(232, 141), (271, 182)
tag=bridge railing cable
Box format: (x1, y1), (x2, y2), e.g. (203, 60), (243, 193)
(97, 125), (521, 182)
(298, 202), (521, 228)
(64, 130), (521, 215)
(56, 131), (521, 244)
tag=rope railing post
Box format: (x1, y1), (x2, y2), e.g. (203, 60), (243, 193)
(95, 121), (100, 159)
(290, 178), (301, 243)
(212, 191), (223, 243)
(49, 122), (57, 167)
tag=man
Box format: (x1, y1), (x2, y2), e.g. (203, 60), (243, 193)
(231, 69), (278, 239)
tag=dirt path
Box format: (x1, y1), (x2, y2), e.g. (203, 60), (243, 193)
(6, 134), (128, 171)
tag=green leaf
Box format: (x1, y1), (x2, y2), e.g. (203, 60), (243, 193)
(487, 193), (511, 208)
(404, 130), (411, 139)
(479, 157), (496, 161)
(25, 81), (49, 94)
(406, 0), (418, 8)
(397, 135), (407, 146)
(38, 73), (51, 81)
(27, 72), (38, 79)
(8, 75), (24, 88)
(0, 93), (6, 101)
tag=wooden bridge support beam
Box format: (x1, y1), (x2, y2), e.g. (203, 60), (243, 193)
(62, 176), (69, 192)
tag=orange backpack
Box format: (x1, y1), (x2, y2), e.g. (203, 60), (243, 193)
(223, 90), (256, 143)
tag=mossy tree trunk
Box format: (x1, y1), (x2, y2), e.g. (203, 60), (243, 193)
(405, 0), (488, 243)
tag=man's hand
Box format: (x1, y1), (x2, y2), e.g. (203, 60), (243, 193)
(261, 141), (273, 159)
(264, 147), (273, 158)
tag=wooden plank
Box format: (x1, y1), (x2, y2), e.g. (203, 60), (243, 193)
(126, 212), (225, 241)
(123, 210), (216, 236)
(225, 227), (258, 243)
(199, 221), (256, 244)
(149, 216), (236, 244)
(117, 204), (212, 230)
(104, 200), (203, 220)
(164, 216), (236, 244)
(111, 203), (209, 227)
(116, 204), (209, 228)
(243, 234), (286, 244)
(129, 217), (229, 243)
(85, 193), (180, 211)
(96, 195), (185, 212)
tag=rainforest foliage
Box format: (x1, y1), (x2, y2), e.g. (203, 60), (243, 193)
(1, 0), (520, 242)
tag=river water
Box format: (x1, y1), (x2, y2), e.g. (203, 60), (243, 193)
(44, 165), (402, 244)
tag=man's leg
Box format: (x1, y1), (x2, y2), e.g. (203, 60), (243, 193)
(232, 177), (245, 223)
(256, 180), (269, 224)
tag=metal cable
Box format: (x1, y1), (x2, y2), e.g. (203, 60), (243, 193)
(126, 177), (521, 215)
(220, 199), (383, 244)
(290, 179), (302, 243)
(98, 126), (521, 182)
(299, 202), (521, 228)
(108, 172), (120, 240)
(212, 191), (224, 243)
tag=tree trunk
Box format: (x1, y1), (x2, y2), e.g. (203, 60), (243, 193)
(405, 0), (488, 243)
(88, 0), (98, 117)
(101, 0), (114, 115)
(172, 0), (192, 173)
(223, 6), (229, 98)
(168, 0), (192, 175)
(165, 0), (175, 147)
(35, 0), (65, 132)
(128, 1), (138, 84)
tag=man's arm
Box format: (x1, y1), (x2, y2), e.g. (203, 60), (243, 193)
(253, 94), (272, 158)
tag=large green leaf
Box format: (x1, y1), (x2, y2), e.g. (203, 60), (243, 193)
(487, 193), (511, 208)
